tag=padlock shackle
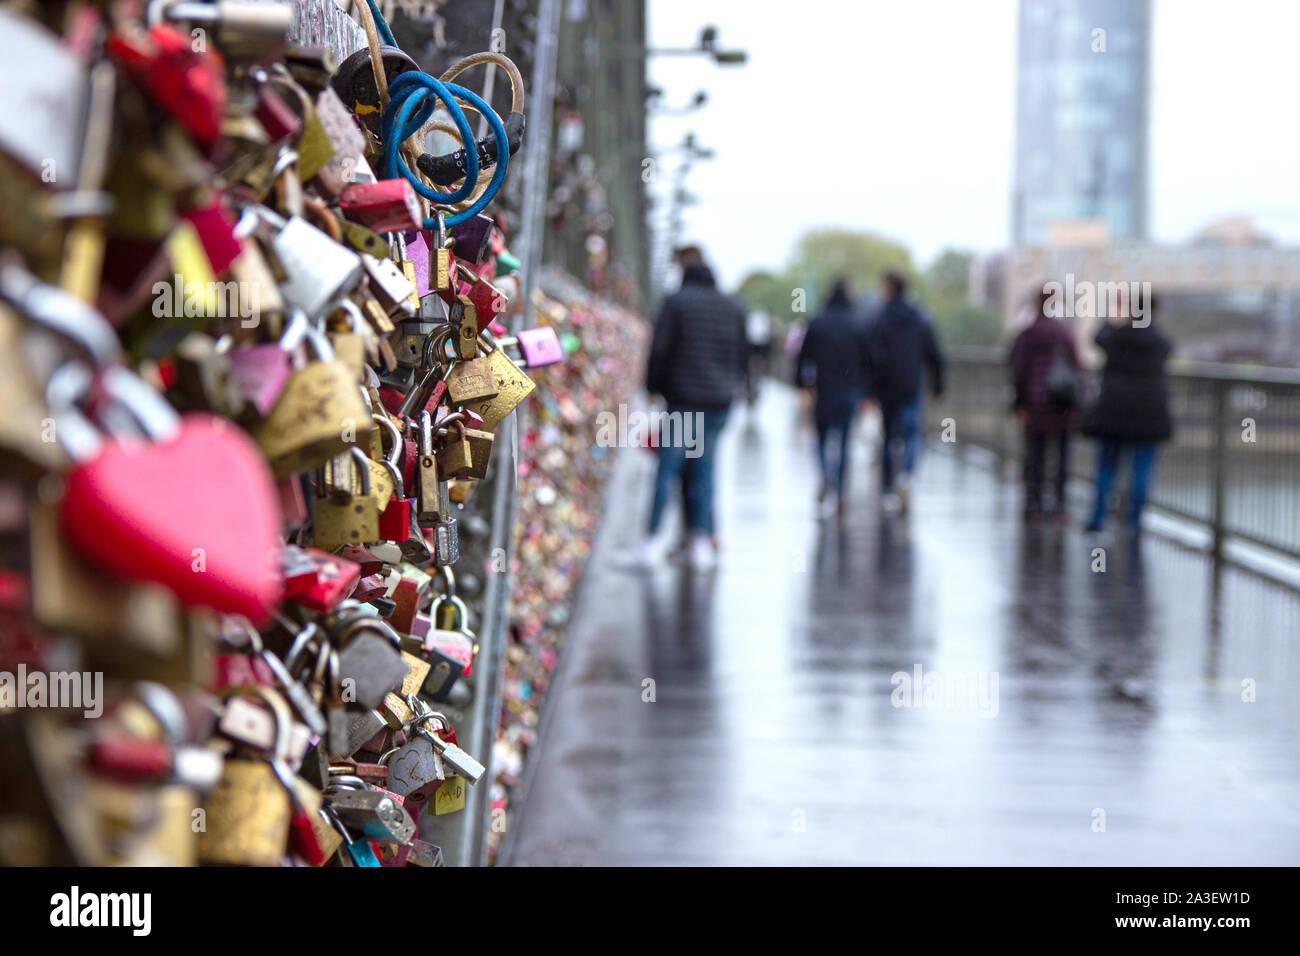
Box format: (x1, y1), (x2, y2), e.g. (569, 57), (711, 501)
(0, 261), (122, 365)
(371, 413), (403, 470)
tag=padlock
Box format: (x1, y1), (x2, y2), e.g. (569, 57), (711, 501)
(337, 218), (391, 259)
(326, 298), (372, 383)
(513, 326), (566, 368)
(284, 548), (362, 614)
(371, 413), (412, 542)
(105, 22), (226, 152)
(430, 211), (453, 292)
(311, 85), (368, 197)
(405, 840), (445, 867)
(333, 617), (410, 711)
(379, 711), (448, 806)
(322, 775), (416, 846)
(435, 417), (475, 480)
(456, 261), (509, 334)
(261, 210), (364, 320)
(456, 332), (536, 430)
(340, 179), (423, 234)
(110, 683), (222, 866)
(443, 348), (499, 406)
(224, 308), (308, 421)
(198, 687), (296, 866)
(390, 232), (423, 317)
(50, 362), (281, 624)
(28, 500), (186, 678)
(254, 321), (373, 477)
(0, 298), (79, 477)
(313, 447), (380, 550)
(362, 253), (417, 319)
(448, 213), (496, 265)
(418, 711), (485, 785)
(155, 0), (294, 62)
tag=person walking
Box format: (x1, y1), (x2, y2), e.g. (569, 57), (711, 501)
(795, 278), (871, 515)
(1080, 292), (1173, 533)
(631, 245), (747, 569)
(863, 270), (945, 514)
(1008, 288), (1082, 523)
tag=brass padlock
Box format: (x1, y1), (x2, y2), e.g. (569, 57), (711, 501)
(417, 410), (442, 527)
(443, 353), (499, 406)
(461, 426), (494, 480)
(435, 417), (474, 481)
(198, 687), (296, 867)
(254, 322), (373, 477)
(314, 447), (380, 549)
(452, 293), (478, 360)
(456, 334), (536, 430)
(432, 211), (451, 292)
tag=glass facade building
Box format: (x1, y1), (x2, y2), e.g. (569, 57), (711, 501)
(1012, 0), (1151, 247)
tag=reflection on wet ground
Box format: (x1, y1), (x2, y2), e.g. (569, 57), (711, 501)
(503, 386), (1300, 866)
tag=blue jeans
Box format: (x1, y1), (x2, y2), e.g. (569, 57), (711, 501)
(1089, 441), (1159, 528)
(815, 389), (860, 495)
(648, 406), (729, 535)
(880, 397), (922, 493)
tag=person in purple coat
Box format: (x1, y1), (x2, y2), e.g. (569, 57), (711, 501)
(1008, 288), (1082, 523)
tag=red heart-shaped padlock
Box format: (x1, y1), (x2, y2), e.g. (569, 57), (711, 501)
(59, 414), (282, 624)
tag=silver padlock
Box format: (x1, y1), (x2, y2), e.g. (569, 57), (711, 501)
(260, 210), (364, 319)
(362, 254), (416, 319)
(322, 776), (416, 845)
(378, 710), (446, 805)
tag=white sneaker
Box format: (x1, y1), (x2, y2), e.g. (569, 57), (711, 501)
(613, 536), (662, 570)
(687, 534), (718, 570)
(896, 472), (912, 515)
(881, 492), (902, 514)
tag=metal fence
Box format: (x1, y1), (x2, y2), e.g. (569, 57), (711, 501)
(933, 347), (1300, 561)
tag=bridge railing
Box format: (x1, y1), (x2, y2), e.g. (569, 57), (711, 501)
(932, 346), (1300, 561)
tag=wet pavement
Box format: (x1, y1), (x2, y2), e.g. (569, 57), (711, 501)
(501, 385), (1300, 866)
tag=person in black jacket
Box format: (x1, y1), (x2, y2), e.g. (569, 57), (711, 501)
(863, 271), (945, 514)
(636, 246), (747, 569)
(795, 278), (871, 514)
(1081, 291), (1173, 532)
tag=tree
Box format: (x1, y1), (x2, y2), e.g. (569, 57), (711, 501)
(921, 249), (973, 304)
(787, 229), (916, 310)
(736, 270), (794, 327)
(734, 233), (1005, 347)
(918, 248), (1004, 347)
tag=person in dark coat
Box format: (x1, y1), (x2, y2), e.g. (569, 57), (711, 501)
(1080, 291), (1173, 532)
(636, 245), (747, 568)
(795, 278), (871, 512)
(1008, 288), (1082, 522)
(863, 271), (945, 513)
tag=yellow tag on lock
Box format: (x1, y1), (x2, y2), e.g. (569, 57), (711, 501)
(433, 775), (467, 815)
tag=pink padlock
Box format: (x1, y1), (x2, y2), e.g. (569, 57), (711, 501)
(403, 230), (432, 298)
(226, 343), (295, 417)
(409, 612), (432, 640)
(515, 326), (564, 368)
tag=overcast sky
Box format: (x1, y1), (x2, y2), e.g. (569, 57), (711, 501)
(646, 0), (1300, 288)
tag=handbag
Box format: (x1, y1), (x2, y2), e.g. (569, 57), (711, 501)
(1044, 343), (1079, 409)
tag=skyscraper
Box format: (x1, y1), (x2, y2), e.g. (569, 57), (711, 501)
(1012, 0), (1151, 247)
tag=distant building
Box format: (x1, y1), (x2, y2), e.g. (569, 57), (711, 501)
(1007, 219), (1300, 365)
(1012, 0), (1152, 247)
